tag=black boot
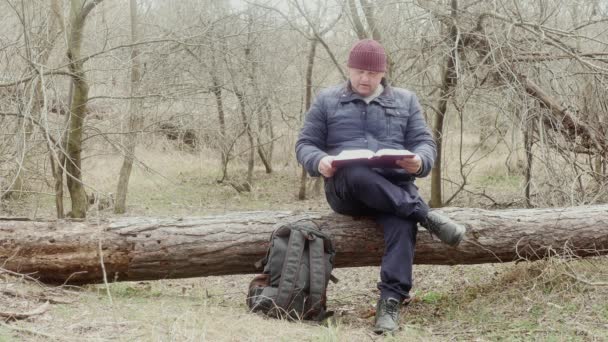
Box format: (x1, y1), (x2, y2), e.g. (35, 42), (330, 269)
(373, 297), (401, 334)
(420, 211), (466, 246)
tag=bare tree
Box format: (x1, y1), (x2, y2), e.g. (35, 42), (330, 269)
(60, 0), (105, 218)
(114, 0), (143, 214)
(429, 0), (459, 208)
(297, 38), (319, 200)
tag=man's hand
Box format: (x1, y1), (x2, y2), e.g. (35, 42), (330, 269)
(318, 156), (337, 178)
(396, 152), (422, 174)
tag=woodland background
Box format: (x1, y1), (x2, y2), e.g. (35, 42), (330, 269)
(0, 0), (608, 340)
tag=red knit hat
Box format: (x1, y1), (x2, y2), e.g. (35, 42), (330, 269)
(347, 39), (387, 72)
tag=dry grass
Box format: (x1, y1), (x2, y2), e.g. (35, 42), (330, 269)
(1, 135), (608, 341)
(2, 259), (607, 341)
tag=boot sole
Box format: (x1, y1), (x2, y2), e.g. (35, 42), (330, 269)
(373, 326), (397, 335)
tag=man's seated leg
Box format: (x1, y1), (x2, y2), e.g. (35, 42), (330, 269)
(328, 166), (466, 246)
(327, 165), (425, 219)
(373, 214), (417, 334)
(324, 171), (378, 217)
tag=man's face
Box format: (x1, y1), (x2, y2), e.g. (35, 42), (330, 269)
(348, 67), (385, 97)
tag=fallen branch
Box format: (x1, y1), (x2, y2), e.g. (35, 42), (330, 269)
(563, 272), (608, 287)
(0, 302), (50, 321)
(1, 288), (75, 305)
(0, 321), (58, 340)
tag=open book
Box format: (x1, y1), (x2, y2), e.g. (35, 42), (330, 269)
(331, 149), (415, 168)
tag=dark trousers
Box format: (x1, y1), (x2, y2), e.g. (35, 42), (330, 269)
(324, 165), (429, 301)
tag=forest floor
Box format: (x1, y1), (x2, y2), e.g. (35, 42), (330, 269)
(1, 145), (607, 341)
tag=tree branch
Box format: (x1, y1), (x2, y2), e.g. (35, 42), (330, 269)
(0, 71), (73, 88)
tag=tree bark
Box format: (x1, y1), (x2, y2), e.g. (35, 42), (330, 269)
(206, 34), (230, 182)
(211, 75), (229, 182)
(298, 38), (318, 200)
(263, 100), (274, 166)
(115, 0), (143, 214)
(235, 89), (254, 191)
(358, 0), (380, 42)
(53, 83), (73, 219)
(255, 99), (273, 174)
(430, 0), (459, 208)
(64, 0), (104, 218)
(1, 206), (608, 285)
(348, 0), (367, 39)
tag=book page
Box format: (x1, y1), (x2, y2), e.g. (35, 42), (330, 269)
(374, 149), (415, 158)
(334, 149), (375, 160)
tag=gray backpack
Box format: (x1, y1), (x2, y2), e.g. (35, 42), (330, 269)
(247, 221), (337, 321)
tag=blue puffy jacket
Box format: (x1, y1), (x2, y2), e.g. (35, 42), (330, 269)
(296, 80), (436, 180)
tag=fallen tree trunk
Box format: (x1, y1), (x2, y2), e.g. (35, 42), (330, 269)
(1, 206), (608, 285)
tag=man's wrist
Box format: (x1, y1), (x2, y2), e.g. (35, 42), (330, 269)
(316, 154), (329, 174)
(413, 156), (424, 176)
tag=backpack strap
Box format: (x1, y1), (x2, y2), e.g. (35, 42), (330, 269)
(254, 226), (283, 270)
(275, 229), (307, 309)
(307, 234), (326, 316)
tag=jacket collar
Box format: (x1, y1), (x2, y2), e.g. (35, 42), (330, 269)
(339, 78), (396, 107)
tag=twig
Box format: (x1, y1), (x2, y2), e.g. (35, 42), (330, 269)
(0, 321), (58, 339)
(0, 267), (45, 288)
(62, 271), (89, 286)
(0, 301), (50, 320)
(98, 240), (114, 305)
(2, 288), (75, 305)
(563, 272), (608, 286)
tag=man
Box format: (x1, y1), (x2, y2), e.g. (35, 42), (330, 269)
(295, 39), (466, 334)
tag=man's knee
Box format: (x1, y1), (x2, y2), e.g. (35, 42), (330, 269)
(338, 165), (376, 188)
